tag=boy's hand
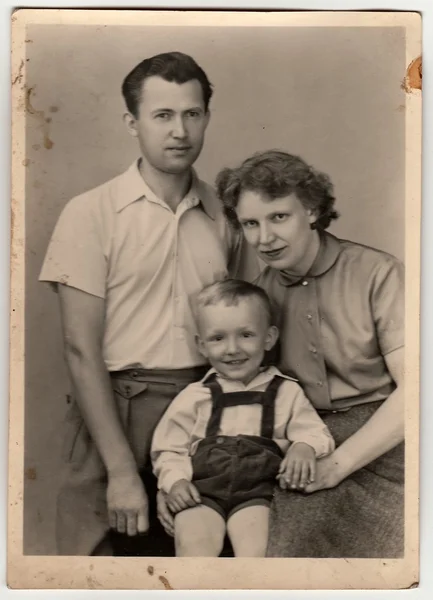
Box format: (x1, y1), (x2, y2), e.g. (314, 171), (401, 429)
(107, 471), (149, 536)
(167, 479), (201, 514)
(277, 442), (316, 491)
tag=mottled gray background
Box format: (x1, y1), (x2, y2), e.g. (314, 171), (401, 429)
(24, 24), (405, 554)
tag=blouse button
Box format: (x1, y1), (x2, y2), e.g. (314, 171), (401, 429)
(302, 280), (309, 286)
(310, 347), (317, 354)
(317, 381), (324, 387)
(307, 314), (313, 320)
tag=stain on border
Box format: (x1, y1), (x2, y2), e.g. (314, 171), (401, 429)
(402, 56), (422, 93)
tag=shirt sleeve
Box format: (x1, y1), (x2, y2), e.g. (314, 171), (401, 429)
(227, 227), (262, 282)
(150, 382), (207, 494)
(371, 257), (405, 356)
(38, 194), (107, 298)
(284, 384), (335, 458)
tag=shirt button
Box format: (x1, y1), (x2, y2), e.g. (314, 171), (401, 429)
(310, 347), (317, 354)
(307, 314), (313, 320)
(216, 437), (224, 444)
(302, 280), (309, 286)
(317, 381), (324, 387)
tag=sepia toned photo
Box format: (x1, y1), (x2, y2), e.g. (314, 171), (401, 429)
(9, 8), (421, 590)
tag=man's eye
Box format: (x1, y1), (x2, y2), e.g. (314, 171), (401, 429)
(242, 221), (258, 229)
(273, 214), (288, 222)
(156, 113), (170, 120)
(187, 111), (200, 118)
(242, 332), (255, 338)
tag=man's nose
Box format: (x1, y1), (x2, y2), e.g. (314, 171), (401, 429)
(171, 116), (187, 138)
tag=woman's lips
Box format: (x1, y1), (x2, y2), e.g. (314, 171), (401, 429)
(261, 246), (287, 259)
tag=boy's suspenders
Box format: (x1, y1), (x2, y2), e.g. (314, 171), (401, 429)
(204, 376), (285, 439)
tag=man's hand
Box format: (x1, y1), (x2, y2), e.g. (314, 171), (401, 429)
(107, 471), (149, 536)
(157, 490), (175, 537)
(167, 479), (201, 514)
(277, 442), (316, 491)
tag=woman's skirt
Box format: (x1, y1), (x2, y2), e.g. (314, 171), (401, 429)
(266, 400), (405, 558)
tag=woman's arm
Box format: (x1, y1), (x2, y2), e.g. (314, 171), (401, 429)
(304, 346), (404, 493)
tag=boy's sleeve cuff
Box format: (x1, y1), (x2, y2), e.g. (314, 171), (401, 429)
(159, 471), (192, 495)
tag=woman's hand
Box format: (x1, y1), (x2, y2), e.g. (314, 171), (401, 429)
(303, 452), (348, 493)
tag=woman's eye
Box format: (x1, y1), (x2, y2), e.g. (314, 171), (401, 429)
(242, 221), (258, 229)
(273, 214), (288, 222)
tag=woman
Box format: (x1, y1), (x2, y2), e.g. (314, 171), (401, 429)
(214, 150), (405, 558)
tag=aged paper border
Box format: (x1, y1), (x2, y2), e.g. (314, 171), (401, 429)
(8, 8), (422, 590)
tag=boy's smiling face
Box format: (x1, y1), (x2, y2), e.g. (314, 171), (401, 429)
(196, 298), (278, 385)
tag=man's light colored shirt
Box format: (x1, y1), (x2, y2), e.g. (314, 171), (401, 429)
(151, 366), (335, 494)
(39, 160), (257, 370)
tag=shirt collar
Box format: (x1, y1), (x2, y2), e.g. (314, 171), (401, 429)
(201, 365), (297, 389)
(115, 159), (216, 220)
(278, 231), (341, 287)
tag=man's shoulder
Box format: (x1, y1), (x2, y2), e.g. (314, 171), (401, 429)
(195, 177), (225, 218)
(61, 168), (129, 218)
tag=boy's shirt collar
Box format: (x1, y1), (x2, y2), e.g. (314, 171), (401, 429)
(201, 365), (298, 391)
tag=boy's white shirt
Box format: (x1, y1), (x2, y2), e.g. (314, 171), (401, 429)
(151, 366), (335, 494)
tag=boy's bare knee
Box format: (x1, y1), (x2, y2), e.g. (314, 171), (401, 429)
(175, 507), (225, 557)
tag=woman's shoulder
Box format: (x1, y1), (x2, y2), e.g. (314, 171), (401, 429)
(336, 237), (404, 274)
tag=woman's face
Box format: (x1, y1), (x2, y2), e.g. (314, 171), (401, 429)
(235, 190), (319, 273)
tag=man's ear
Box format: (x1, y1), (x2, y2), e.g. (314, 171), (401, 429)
(195, 334), (208, 358)
(264, 325), (279, 351)
(123, 112), (139, 138)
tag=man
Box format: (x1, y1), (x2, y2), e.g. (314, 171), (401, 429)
(39, 51), (257, 556)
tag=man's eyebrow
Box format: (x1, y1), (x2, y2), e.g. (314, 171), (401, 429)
(150, 108), (174, 115)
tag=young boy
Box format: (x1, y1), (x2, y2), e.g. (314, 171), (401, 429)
(151, 279), (335, 557)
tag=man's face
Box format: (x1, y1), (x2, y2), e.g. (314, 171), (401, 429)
(126, 76), (209, 174)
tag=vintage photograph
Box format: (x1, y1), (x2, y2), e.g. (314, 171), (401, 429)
(9, 8), (421, 590)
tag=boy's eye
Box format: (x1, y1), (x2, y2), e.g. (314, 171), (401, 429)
(209, 335), (223, 342)
(155, 113), (170, 120)
(242, 331), (255, 338)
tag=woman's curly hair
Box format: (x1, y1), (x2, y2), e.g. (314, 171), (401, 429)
(216, 150), (339, 231)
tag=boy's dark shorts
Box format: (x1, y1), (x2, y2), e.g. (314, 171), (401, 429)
(191, 434), (283, 521)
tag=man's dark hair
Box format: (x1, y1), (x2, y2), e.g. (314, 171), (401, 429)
(122, 51), (213, 118)
(216, 150), (339, 231)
